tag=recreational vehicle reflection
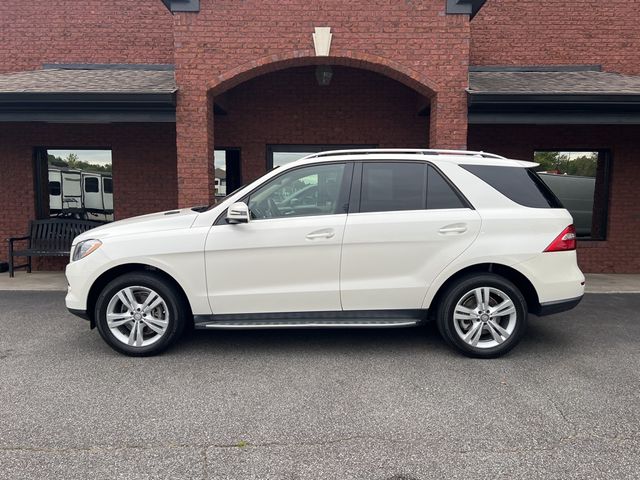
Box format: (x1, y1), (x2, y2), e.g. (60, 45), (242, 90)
(48, 167), (113, 222)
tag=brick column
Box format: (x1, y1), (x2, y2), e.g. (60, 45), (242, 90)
(175, 87), (215, 208)
(429, 89), (468, 150)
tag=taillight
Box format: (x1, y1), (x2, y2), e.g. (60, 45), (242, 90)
(544, 225), (577, 252)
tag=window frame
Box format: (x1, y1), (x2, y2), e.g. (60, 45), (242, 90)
(533, 149), (611, 241)
(349, 160), (474, 214)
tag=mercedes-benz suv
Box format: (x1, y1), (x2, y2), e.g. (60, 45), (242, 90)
(66, 149), (585, 358)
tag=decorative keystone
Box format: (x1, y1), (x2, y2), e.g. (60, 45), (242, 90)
(313, 27), (332, 57)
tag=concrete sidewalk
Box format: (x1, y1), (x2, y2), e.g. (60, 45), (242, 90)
(1, 270), (639, 293)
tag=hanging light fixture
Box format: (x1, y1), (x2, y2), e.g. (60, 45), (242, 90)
(315, 65), (333, 86)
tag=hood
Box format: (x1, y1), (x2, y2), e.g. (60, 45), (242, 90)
(73, 208), (200, 244)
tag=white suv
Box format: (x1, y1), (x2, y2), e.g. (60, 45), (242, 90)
(65, 149), (585, 358)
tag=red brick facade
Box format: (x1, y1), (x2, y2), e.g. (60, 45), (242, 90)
(0, 0), (639, 273)
(471, 0), (640, 75)
(0, 1), (173, 74)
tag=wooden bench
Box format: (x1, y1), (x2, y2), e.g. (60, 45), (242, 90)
(7, 219), (102, 277)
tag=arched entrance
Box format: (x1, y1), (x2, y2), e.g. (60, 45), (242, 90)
(211, 63), (433, 194)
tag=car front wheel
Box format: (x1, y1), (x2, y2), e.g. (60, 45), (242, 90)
(95, 272), (186, 356)
(436, 273), (527, 358)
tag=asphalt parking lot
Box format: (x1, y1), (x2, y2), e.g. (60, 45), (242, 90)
(1, 291), (639, 479)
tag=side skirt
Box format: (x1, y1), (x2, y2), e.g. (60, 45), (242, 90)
(193, 309), (427, 330)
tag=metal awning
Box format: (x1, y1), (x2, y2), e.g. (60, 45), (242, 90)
(468, 67), (640, 124)
(0, 65), (177, 123)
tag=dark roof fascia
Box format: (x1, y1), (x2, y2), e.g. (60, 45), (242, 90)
(468, 93), (640, 105)
(0, 92), (176, 105)
(0, 92), (176, 123)
(0, 110), (176, 123)
(468, 93), (640, 125)
(468, 111), (640, 125)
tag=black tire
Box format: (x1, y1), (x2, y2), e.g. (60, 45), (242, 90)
(436, 273), (527, 358)
(95, 272), (187, 356)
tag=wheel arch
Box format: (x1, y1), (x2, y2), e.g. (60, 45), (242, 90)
(427, 263), (541, 319)
(86, 263), (193, 328)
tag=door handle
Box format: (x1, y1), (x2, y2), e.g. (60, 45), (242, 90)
(306, 229), (335, 240)
(439, 224), (467, 234)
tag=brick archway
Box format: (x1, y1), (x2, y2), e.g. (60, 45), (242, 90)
(207, 51), (439, 99)
(176, 52), (465, 208)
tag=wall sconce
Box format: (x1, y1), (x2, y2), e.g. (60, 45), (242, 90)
(315, 65), (333, 86)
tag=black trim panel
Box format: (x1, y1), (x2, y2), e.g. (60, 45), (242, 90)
(67, 308), (90, 321)
(534, 296), (583, 316)
(194, 309), (427, 326)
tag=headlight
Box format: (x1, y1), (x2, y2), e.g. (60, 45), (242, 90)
(72, 239), (102, 262)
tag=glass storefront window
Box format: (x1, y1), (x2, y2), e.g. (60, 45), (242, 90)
(267, 145), (376, 170)
(46, 149), (114, 222)
(534, 151), (609, 240)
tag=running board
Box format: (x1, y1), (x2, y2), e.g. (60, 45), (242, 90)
(193, 310), (425, 330)
(196, 319), (419, 330)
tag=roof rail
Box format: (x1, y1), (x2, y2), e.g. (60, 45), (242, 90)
(302, 149), (506, 160)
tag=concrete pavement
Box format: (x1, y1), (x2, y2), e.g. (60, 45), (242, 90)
(0, 291), (639, 479)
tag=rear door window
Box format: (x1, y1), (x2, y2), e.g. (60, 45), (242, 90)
(461, 164), (563, 208)
(360, 162), (426, 213)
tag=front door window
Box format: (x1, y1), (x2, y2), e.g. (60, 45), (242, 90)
(248, 163), (346, 219)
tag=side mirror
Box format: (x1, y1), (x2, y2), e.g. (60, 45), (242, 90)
(226, 202), (250, 224)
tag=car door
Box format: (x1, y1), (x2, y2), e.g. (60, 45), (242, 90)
(340, 161), (481, 311)
(205, 162), (352, 314)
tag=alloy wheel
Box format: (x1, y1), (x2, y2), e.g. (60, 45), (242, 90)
(452, 286), (517, 349)
(105, 286), (170, 348)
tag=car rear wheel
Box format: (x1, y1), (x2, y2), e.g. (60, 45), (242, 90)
(436, 273), (527, 358)
(95, 272), (186, 356)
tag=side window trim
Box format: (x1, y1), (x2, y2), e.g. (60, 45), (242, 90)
(348, 161), (363, 214)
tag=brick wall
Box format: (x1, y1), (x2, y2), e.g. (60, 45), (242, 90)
(468, 124), (640, 273)
(471, 0), (640, 75)
(0, 123), (177, 268)
(215, 66), (429, 182)
(173, 0), (472, 207)
(0, 0), (173, 74)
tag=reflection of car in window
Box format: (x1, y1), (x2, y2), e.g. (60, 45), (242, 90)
(538, 173), (595, 237)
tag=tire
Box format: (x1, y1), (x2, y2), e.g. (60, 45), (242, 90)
(95, 272), (187, 356)
(436, 273), (527, 358)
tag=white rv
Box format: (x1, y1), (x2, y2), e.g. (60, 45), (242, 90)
(48, 167), (114, 222)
